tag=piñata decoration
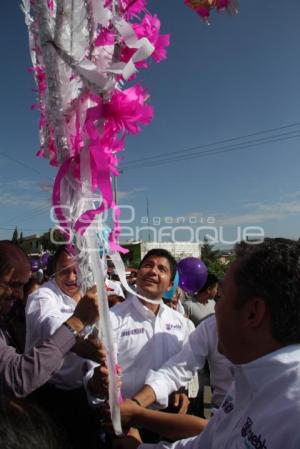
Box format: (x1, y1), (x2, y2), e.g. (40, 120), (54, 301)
(22, 0), (169, 434)
(185, 0), (238, 22)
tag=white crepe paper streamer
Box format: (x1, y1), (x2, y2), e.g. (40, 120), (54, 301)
(86, 230), (123, 435)
(114, 18), (154, 63)
(30, 0), (70, 163)
(78, 147), (123, 435)
(20, 0), (33, 28)
(91, 0), (112, 27)
(110, 18), (154, 80)
(21, 1), (50, 159)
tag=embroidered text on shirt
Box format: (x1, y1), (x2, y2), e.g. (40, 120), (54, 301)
(241, 417), (268, 449)
(121, 328), (145, 337)
(166, 323), (182, 331)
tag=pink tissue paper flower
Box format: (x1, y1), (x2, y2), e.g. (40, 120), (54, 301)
(133, 14), (170, 63)
(102, 85), (154, 136)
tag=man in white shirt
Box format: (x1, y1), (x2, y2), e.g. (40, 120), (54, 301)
(88, 249), (189, 409)
(26, 246), (89, 389)
(114, 238), (300, 449)
(134, 314), (232, 413)
(25, 245), (101, 449)
(0, 241), (100, 399)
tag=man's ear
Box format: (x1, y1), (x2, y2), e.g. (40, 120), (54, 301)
(166, 280), (174, 292)
(245, 297), (267, 328)
(207, 286), (213, 296)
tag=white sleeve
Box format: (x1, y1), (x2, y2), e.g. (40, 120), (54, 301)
(145, 322), (209, 407)
(182, 317), (190, 345)
(138, 433), (206, 449)
(39, 314), (66, 340)
(25, 290), (65, 351)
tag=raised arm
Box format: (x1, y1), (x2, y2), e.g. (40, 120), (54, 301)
(0, 288), (99, 398)
(121, 399), (208, 441)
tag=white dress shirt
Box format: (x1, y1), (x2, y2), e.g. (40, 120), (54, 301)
(109, 294), (189, 400)
(145, 315), (233, 409)
(25, 280), (88, 390)
(140, 344), (300, 449)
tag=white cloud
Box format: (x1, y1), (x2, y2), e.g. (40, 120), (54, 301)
(280, 191), (300, 200)
(0, 192), (48, 209)
(0, 180), (50, 210)
(37, 180), (54, 193)
(117, 187), (145, 200)
(181, 191), (300, 227)
(216, 199), (300, 226)
(0, 179), (48, 192)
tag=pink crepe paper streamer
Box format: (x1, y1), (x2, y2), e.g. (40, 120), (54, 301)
(73, 98), (117, 247)
(47, 0), (54, 10)
(95, 29), (116, 46)
(74, 86), (153, 244)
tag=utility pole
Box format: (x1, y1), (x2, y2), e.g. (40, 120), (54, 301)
(113, 176), (118, 204)
(146, 197), (151, 242)
(113, 170), (123, 204)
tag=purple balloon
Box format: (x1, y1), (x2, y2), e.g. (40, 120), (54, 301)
(31, 259), (39, 272)
(177, 257), (208, 294)
(41, 253), (49, 266)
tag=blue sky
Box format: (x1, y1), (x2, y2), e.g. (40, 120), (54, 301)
(0, 0), (300, 247)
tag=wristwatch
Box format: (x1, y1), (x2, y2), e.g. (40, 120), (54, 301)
(63, 321), (79, 337)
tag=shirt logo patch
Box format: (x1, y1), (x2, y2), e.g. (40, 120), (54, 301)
(121, 328), (145, 337)
(241, 417), (268, 449)
(221, 395), (234, 414)
(166, 323), (182, 331)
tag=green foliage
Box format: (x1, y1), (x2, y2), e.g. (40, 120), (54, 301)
(40, 229), (66, 252)
(201, 238), (235, 279)
(201, 240), (220, 266)
(205, 258), (228, 279)
(12, 227), (19, 243)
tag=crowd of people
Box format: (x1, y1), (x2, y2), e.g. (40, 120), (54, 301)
(1, 238), (300, 449)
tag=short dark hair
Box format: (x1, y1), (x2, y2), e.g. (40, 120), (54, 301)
(0, 397), (62, 449)
(52, 245), (72, 271)
(0, 241), (30, 277)
(199, 273), (219, 293)
(139, 249), (177, 281)
(234, 238), (300, 345)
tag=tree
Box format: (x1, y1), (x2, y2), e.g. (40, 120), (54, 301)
(19, 232), (24, 244)
(201, 237), (220, 266)
(12, 227), (19, 243)
(205, 257), (232, 279)
(39, 229), (66, 252)
(201, 238), (235, 279)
